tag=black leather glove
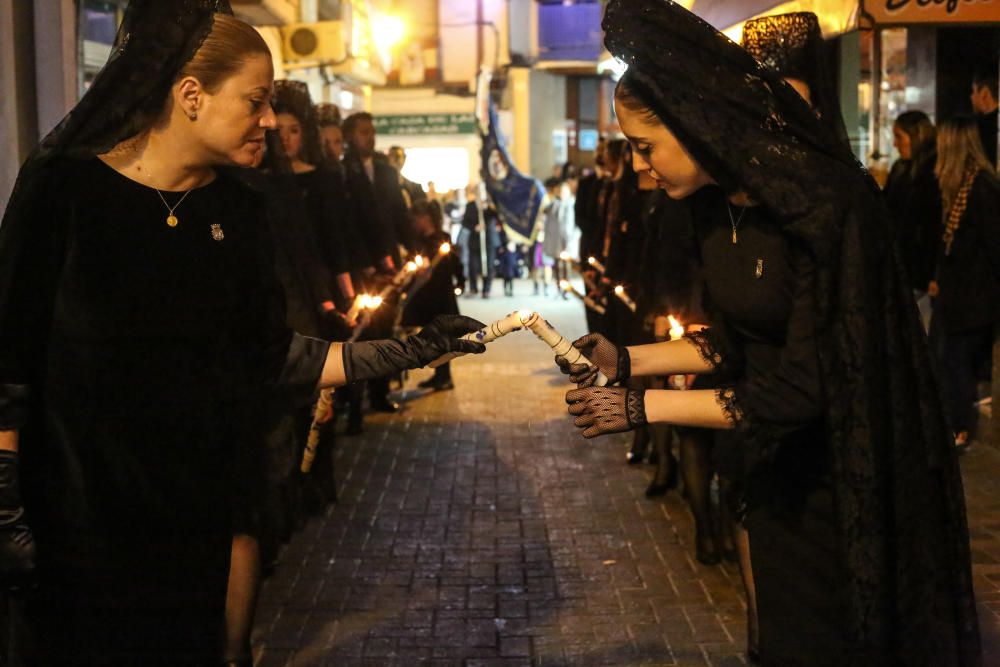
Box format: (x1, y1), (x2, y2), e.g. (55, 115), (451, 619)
(555, 333), (630, 387)
(0, 450), (35, 582)
(566, 386), (647, 439)
(342, 315), (487, 383)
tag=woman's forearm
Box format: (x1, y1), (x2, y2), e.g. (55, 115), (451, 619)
(627, 339), (716, 377)
(643, 389), (734, 430)
(318, 342), (348, 389)
(0, 431), (17, 452)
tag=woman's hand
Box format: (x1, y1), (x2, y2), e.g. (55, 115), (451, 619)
(341, 315), (487, 383)
(927, 280), (939, 298)
(566, 386), (647, 438)
(555, 333), (630, 386)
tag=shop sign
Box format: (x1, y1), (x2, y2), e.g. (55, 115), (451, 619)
(373, 114), (478, 136)
(867, 0), (1000, 24)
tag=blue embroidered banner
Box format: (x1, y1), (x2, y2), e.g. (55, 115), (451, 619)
(480, 100), (544, 243)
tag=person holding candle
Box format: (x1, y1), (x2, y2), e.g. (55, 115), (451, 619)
(402, 200), (467, 392)
(0, 2), (485, 662)
(558, 2), (979, 665)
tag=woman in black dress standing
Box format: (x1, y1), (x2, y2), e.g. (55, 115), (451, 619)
(560, 2), (979, 665)
(929, 115), (1000, 449)
(885, 111), (941, 329)
(0, 2), (483, 663)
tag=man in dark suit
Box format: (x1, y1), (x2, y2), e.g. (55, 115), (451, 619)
(342, 112), (412, 412)
(972, 69), (999, 167)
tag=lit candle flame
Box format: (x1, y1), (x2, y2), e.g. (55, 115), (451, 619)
(614, 285), (625, 296)
(559, 251), (571, 261)
(369, 295), (383, 309)
(414, 255), (426, 267)
(454, 287), (463, 296)
(559, 279), (571, 291)
(439, 242), (451, 255)
(668, 315), (685, 340)
(405, 261), (418, 273)
(587, 256), (597, 266)
(517, 310), (533, 322)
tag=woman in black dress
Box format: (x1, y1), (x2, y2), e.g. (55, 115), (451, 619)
(928, 115), (1000, 449)
(0, 2), (483, 663)
(560, 2), (979, 665)
(402, 200), (466, 391)
(885, 111), (941, 328)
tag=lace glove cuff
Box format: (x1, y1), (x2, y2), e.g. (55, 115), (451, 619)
(566, 386), (646, 438)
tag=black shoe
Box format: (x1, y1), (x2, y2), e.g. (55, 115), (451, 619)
(418, 377), (454, 391)
(369, 398), (400, 413)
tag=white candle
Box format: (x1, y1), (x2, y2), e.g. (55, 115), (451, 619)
(587, 256), (607, 275)
(559, 280), (606, 315)
(613, 285), (637, 313)
(520, 311), (609, 387)
(427, 310), (530, 368)
(668, 315), (685, 341)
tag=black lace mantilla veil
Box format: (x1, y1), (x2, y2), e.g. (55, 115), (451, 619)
(603, 1), (980, 663)
(1, 0), (232, 218)
(741, 12), (851, 152)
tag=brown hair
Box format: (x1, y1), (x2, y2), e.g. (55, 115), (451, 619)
(893, 110), (936, 178)
(936, 115), (995, 214)
(176, 14), (271, 92)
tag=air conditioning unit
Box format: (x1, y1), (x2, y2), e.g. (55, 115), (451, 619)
(280, 21), (347, 63)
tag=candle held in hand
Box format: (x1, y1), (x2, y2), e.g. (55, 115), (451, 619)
(427, 310), (530, 368)
(520, 311), (609, 387)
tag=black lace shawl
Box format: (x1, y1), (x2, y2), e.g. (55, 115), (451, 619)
(604, 1), (979, 662)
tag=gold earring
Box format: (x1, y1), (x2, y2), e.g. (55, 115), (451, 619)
(188, 111), (198, 121)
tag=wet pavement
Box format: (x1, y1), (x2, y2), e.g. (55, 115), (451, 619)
(253, 281), (1000, 666)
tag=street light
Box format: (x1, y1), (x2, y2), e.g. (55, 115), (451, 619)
(372, 15), (406, 54)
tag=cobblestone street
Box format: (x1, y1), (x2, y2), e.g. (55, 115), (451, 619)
(253, 284), (1000, 667)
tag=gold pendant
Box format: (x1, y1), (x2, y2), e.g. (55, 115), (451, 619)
(210, 224), (224, 242)
(731, 229), (738, 244)
(167, 214), (179, 228)
(755, 258), (764, 279)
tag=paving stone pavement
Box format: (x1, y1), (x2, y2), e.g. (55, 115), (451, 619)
(253, 282), (1000, 667)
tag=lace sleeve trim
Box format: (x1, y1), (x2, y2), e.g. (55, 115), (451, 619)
(683, 330), (725, 371)
(715, 385), (782, 467)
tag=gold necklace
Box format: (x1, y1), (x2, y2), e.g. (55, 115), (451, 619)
(155, 188), (194, 227)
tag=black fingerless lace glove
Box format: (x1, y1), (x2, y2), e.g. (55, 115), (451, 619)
(342, 315), (487, 383)
(555, 334), (631, 386)
(565, 386), (647, 438)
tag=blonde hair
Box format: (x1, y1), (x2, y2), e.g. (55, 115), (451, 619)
(935, 115), (995, 213)
(177, 14), (271, 92)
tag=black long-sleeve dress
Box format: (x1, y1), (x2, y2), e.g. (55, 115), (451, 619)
(884, 158), (942, 292)
(0, 157), (328, 663)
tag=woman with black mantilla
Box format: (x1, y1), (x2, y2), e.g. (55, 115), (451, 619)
(0, 1), (484, 663)
(558, 1), (980, 665)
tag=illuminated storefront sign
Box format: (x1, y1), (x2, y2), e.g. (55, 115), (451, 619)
(865, 0), (1000, 23)
(374, 114), (478, 136)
